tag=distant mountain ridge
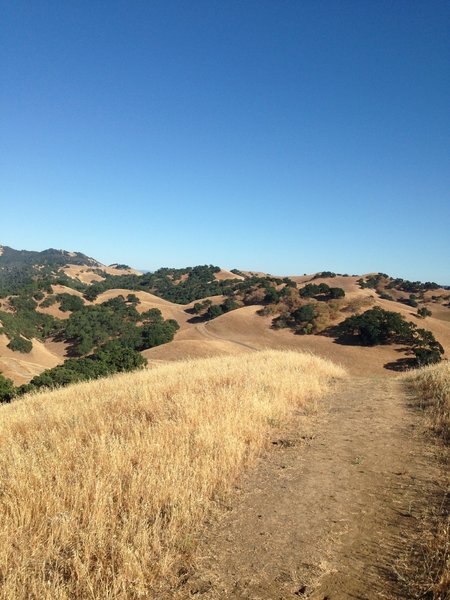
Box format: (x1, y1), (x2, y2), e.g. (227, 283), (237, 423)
(0, 245), (101, 268)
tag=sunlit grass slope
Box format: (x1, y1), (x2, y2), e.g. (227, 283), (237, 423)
(408, 360), (450, 443)
(0, 350), (345, 599)
(406, 361), (449, 598)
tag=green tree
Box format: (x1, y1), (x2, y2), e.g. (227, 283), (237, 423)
(0, 373), (16, 403)
(329, 287), (345, 299)
(339, 307), (412, 345)
(7, 337), (33, 353)
(206, 304), (223, 320)
(292, 304), (316, 324)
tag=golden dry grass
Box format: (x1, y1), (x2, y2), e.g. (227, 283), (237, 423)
(0, 350), (345, 599)
(408, 360), (450, 443)
(404, 361), (449, 599)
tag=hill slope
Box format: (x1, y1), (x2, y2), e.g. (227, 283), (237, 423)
(0, 351), (344, 599)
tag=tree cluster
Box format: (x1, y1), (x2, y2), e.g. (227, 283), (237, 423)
(338, 307), (444, 365)
(1, 343), (147, 402)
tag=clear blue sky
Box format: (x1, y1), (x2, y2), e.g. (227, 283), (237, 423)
(1, 1), (449, 282)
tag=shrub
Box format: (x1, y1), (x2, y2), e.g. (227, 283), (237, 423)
(206, 304), (223, 320)
(417, 307), (432, 319)
(7, 336), (33, 353)
(0, 373), (16, 402)
(57, 293), (85, 312)
(126, 294), (140, 304)
(292, 304), (316, 324)
(329, 287), (345, 299)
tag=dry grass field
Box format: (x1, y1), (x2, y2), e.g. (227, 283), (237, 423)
(408, 360), (450, 443)
(403, 361), (450, 598)
(0, 351), (345, 600)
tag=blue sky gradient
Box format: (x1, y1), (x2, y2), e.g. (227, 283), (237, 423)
(1, 1), (449, 282)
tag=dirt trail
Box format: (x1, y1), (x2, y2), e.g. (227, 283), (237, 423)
(183, 377), (444, 599)
(195, 322), (259, 351)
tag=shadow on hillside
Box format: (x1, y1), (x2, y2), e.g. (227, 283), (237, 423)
(320, 326), (419, 372)
(320, 325), (366, 346)
(186, 315), (208, 324)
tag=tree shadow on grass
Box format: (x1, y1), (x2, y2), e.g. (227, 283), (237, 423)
(320, 325), (367, 346)
(186, 315), (208, 324)
(320, 326), (420, 372)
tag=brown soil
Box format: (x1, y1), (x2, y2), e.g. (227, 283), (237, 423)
(180, 377), (446, 599)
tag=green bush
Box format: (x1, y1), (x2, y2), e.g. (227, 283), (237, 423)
(7, 337), (33, 353)
(0, 374), (16, 403)
(57, 293), (85, 312)
(339, 307), (412, 346)
(206, 305), (223, 320)
(339, 307), (444, 366)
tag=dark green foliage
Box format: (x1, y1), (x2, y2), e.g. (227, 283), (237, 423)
(139, 320), (179, 350)
(20, 344), (147, 393)
(0, 294), (60, 341)
(112, 264), (130, 270)
(283, 278), (297, 287)
(398, 296), (418, 308)
(192, 299), (212, 315)
(0, 246), (95, 297)
(329, 287), (345, 299)
(339, 307), (444, 366)
(126, 293), (140, 304)
(417, 307), (432, 318)
(300, 283), (330, 298)
(83, 268), (294, 307)
(206, 304), (223, 320)
(94, 342), (147, 372)
(300, 283), (345, 301)
(411, 328), (444, 366)
(314, 271), (336, 279)
(63, 297), (137, 355)
(40, 295), (57, 307)
(379, 292), (394, 301)
(222, 298), (240, 312)
(264, 286), (280, 304)
(56, 293), (85, 312)
(339, 307), (412, 345)
(292, 304), (316, 323)
(7, 337), (33, 353)
(358, 275), (383, 289)
(0, 373), (16, 403)
(61, 298), (179, 356)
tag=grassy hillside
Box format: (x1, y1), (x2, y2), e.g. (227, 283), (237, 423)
(0, 351), (345, 599)
(408, 361), (450, 443)
(405, 362), (450, 598)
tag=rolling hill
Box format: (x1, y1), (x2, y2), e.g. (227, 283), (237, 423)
(1, 245), (449, 387)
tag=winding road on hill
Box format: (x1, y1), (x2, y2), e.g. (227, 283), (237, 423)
(180, 377), (446, 599)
